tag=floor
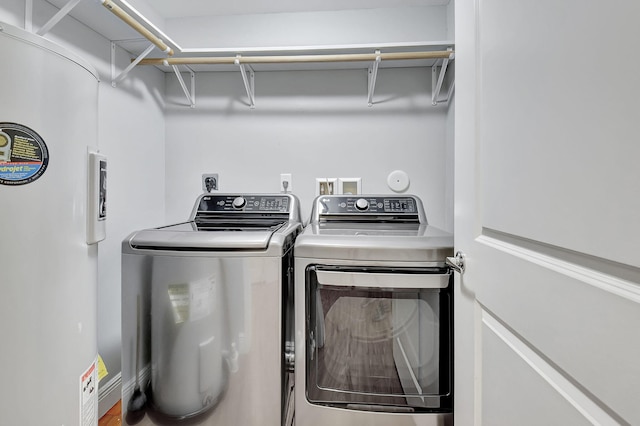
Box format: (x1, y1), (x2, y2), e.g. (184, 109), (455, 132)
(99, 400), (122, 426)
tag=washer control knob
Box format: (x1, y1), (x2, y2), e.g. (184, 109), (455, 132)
(355, 198), (369, 211)
(232, 196), (246, 209)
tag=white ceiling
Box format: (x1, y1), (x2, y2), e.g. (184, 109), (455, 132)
(149, 0), (450, 19)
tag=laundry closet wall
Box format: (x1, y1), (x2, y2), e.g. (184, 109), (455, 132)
(0, 0), (165, 415)
(163, 5), (455, 227)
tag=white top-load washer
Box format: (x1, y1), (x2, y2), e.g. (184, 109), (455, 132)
(121, 193), (301, 425)
(294, 195), (454, 426)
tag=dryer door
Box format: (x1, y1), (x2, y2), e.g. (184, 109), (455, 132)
(304, 265), (452, 413)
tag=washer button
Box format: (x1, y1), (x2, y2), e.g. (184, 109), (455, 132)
(232, 197), (246, 209)
(355, 198), (369, 211)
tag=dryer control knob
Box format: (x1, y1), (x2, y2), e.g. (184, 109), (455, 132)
(232, 196), (246, 209)
(355, 198), (369, 211)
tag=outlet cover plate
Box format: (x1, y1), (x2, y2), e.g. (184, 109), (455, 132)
(202, 173), (219, 192)
(338, 177), (362, 195)
(316, 178), (338, 196)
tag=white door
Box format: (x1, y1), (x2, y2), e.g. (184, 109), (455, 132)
(454, 0), (640, 425)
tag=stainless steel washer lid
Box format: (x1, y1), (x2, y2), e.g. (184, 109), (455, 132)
(127, 193), (301, 251)
(128, 224), (279, 250)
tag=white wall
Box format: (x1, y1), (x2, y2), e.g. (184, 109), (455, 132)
(0, 0), (22, 28)
(165, 6), (449, 49)
(162, 4), (454, 227)
(0, 0), (166, 415)
(94, 53), (165, 414)
(165, 67), (452, 229)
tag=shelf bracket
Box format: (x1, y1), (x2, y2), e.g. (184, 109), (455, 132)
(111, 42), (155, 87)
(170, 64), (196, 108)
(236, 55), (255, 109)
(367, 50), (381, 107)
(36, 0), (84, 36)
(432, 48), (454, 105)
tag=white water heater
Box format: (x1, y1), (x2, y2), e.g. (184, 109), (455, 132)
(0, 22), (101, 426)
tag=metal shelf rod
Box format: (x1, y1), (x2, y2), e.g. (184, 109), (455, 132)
(100, 0), (174, 56)
(136, 50), (454, 66)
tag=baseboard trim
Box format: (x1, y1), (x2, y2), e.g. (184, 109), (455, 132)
(98, 372), (122, 418)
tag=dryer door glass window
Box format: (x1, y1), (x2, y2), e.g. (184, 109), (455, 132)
(305, 266), (452, 412)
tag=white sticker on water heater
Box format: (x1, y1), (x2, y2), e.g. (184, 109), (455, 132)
(189, 276), (216, 322)
(168, 283), (190, 324)
(168, 276), (216, 324)
(79, 357), (98, 426)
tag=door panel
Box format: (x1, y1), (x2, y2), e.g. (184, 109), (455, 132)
(478, 0), (640, 268)
(475, 239), (640, 423)
(454, 0), (640, 424)
(481, 321), (593, 426)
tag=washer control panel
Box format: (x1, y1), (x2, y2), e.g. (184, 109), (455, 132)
(198, 195), (291, 212)
(318, 196), (418, 215)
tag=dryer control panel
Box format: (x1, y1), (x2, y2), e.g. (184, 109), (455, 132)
(318, 196), (417, 214)
(313, 195), (427, 225)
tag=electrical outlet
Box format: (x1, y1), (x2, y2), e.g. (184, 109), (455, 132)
(280, 173), (292, 193)
(316, 178), (337, 196)
(202, 173), (218, 192)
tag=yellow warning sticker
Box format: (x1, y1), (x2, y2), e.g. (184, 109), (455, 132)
(97, 354), (108, 382)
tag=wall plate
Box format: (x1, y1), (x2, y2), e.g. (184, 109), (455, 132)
(387, 170), (410, 192)
(202, 173), (218, 192)
(316, 178), (337, 196)
(338, 177), (362, 195)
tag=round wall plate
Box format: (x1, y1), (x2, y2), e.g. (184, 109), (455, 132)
(387, 170), (410, 192)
